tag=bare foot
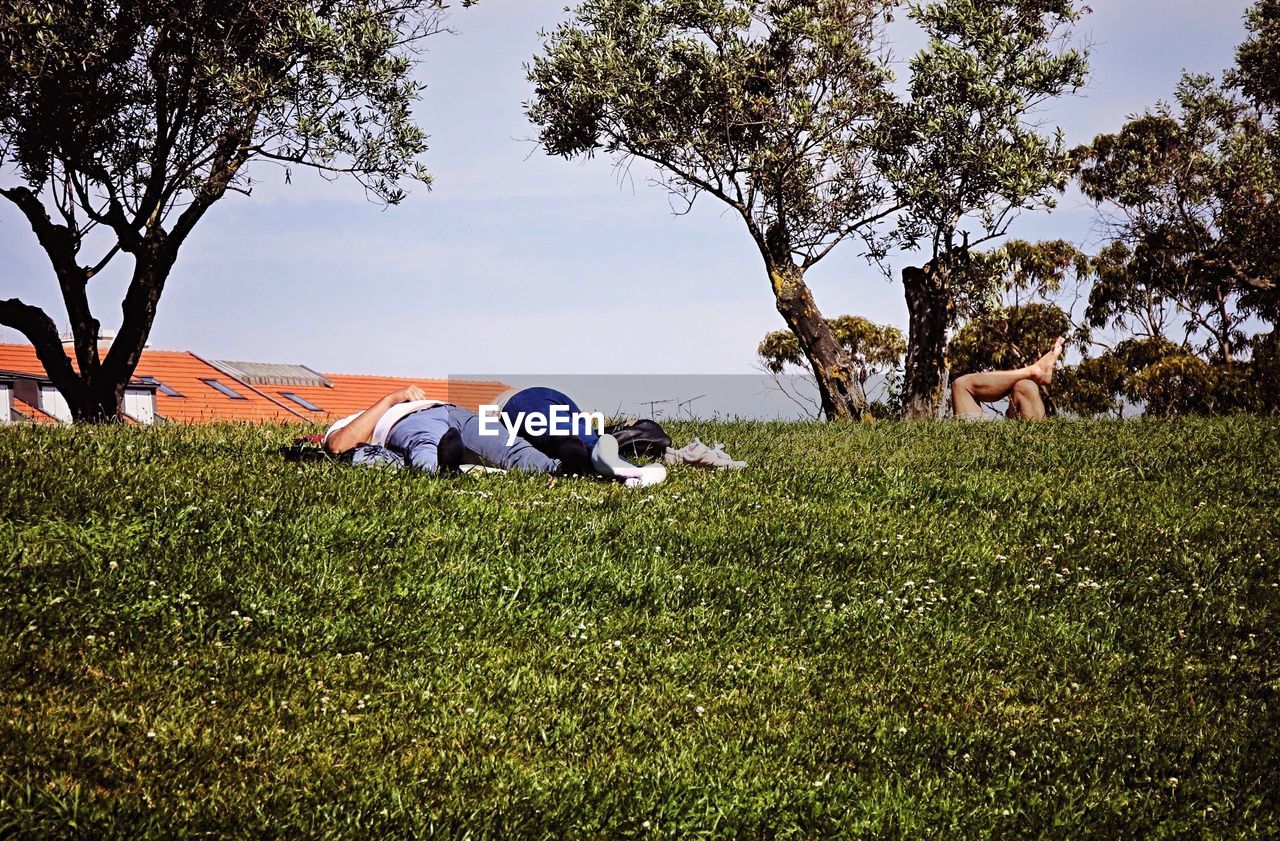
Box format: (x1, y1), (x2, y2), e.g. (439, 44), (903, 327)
(1028, 336), (1065, 385)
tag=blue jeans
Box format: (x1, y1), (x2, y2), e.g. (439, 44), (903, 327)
(385, 404), (560, 474)
(500, 387), (606, 476)
(501, 387), (601, 451)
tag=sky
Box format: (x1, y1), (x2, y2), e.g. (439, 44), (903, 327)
(0, 0), (1260, 380)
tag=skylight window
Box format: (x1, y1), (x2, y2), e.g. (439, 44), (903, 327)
(138, 375), (184, 398)
(281, 391), (323, 412)
(201, 378), (247, 400)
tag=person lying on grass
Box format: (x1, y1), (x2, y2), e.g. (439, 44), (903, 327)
(950, 337), (1065, 420)
(323, 386), (666, 486)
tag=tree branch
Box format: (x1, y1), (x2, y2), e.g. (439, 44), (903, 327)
(85, 243), (123, 279)
(68, 167), (146, 254)
(0, 186), (102, 373)
(0, 298), (83, 395)
(802, 202), (903, 269)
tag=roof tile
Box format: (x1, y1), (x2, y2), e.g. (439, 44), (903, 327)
(0, 343), (509, 425)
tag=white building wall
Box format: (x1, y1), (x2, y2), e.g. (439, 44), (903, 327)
(124, 388), (156, 424)
(39, 386), (72, 423)
(0, 383), (11, 424)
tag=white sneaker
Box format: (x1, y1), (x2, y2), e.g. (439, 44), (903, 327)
(595, 435), (667, 486)
(591, 434), (628, 476)
(623, 463), (667, 488)
(664, 437), (746, 469)
(702, 442), (747, 469)
(664, 437), (711, 465)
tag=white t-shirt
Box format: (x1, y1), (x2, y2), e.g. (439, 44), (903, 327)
(324, 399), (448, 447)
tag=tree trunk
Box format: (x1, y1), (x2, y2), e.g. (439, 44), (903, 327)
(0, 243), (167, 424)
(30, 323), (126, 423)
(902, 263), (951, 419)
(1215, 288), (1233, 364)
(2, 118), (245, 423)
(69, 383), (125, 423)
(770, 263), (867, 420)
(49, 253), (167, 423)
(101, 247), (171, 397)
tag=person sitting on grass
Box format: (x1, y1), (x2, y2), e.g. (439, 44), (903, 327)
(323, 385), (665, 486)
(950, 337), (1065, 420)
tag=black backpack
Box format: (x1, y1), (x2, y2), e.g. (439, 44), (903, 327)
(604, 418), (672, 460)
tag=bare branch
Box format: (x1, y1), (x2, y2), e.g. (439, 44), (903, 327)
(0, 297), (82, 391)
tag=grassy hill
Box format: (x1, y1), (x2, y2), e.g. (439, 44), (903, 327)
(1, 419), (1277, 837)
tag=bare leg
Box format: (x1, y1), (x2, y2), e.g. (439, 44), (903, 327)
(1008, 378), (1047, 420)
(950, 337), (1064, 418)
(952, 367), (1037, 412)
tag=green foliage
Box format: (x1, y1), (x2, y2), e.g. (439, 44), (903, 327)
(758, 315), (905, 378)
(878, 0), (1089, 257)
(1070, 2), (1280, 415)
(528, 0), (1088, 266)
(957, 239), (1090, 321)
(1112, 336), (1192, 373)
(1055, 337), (1269, 418)
(1077, 73), (1280, 358)
(2, 420), (1278, 835)
(1054, 354), (1128, 418)
(947, 303), (1070, 376)
(527, 0), (896, 266)
(1233, 0), (1280, 113)
(1250, 330), (1280, 412)
(1053, 338), (1180, 418)
(1127, 356), (1258, 418)
(0, 0), (449, 204)
(985, 239), (1092, 300)
(759, 315), (906, 416)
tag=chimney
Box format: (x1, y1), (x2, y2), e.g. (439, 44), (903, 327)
(60, 329), (145, 352)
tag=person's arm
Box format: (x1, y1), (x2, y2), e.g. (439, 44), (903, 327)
(324, 385), (426, 454)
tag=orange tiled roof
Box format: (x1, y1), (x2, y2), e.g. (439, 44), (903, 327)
(0, 343), (508, 424)
(262, 373), (510, 421)
(0, 343), (306, 423)
(141, 351), (308, 423)
(0, 342), (47, 377)
(0, 345), (59, 423)
(11, 395), (58, 424)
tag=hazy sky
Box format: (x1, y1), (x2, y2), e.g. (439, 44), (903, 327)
(0, 0), (1259, 377)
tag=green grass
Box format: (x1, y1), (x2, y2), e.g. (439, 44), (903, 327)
(1, 418), (1277, 838)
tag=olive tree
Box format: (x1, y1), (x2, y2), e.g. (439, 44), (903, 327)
(528, 0), (897, 419)
(0, 0), (467, 422)
(527, 0), (1087, 421)
(877, 0), (1088, 417)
